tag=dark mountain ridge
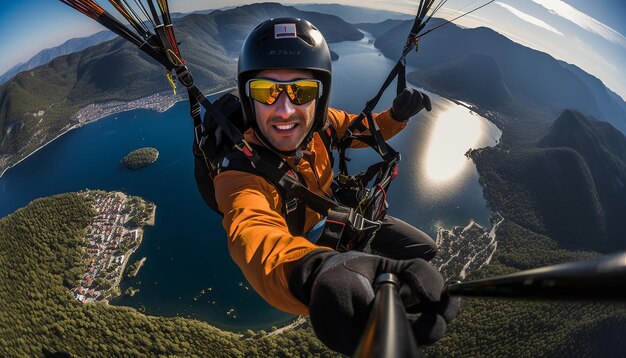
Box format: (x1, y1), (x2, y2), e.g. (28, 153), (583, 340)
(473, 110), (626, 252)
(372, 19), (626, 133)
(539, 110), (626, 250)
(409, 51), (512, 108)
(356, 19), (406, 38)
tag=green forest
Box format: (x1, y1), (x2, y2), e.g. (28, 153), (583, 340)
(0, 193), (335, 357)
(2, 192), (625, 356)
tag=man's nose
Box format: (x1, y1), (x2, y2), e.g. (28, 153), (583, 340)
(273, 91), (296, 119)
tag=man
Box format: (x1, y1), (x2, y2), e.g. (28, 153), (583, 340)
(214, 17), (458, 355)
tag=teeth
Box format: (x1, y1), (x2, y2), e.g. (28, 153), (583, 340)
(275, 123), (296, 130)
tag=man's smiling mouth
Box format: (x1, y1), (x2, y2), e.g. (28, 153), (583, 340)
(274, 123), (298, 131)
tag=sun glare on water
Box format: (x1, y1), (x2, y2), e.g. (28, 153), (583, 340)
(421, 104), (483, 183)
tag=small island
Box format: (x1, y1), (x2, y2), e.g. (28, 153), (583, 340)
(330, 50), (339, 61)
(122, 147), (159, 169)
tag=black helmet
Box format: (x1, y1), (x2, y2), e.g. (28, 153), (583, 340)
(237, 17), (332, 154)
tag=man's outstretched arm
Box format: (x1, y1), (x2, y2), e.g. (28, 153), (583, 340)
(327, 88), (431, 145)
(215, 170), (331, 315)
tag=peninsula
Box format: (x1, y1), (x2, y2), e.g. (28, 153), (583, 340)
(71, 191), (155, 303)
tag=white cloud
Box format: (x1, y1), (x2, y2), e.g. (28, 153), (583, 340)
(531, 0), (626, 48)
(496, 2), (563, 36)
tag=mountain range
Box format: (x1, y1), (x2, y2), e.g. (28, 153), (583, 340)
(0, 31), (117, 86)
(362, 18), (626, 251)
(294, 4), (413, 23)
(0, 2), (362, 175)
(370, 19), (626, 134)
(538, 110), (626, 250)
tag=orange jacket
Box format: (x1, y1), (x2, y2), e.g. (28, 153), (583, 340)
(214, 107), (408, 315)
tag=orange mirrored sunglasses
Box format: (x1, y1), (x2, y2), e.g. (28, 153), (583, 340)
(246, 79), (322, 105)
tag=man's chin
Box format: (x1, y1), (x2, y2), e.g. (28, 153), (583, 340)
(273, 144), (297, 152)
(267, 135), (302, 153)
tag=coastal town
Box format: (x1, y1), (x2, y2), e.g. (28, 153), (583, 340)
(71, 191), (155, 303)
(71, 92), (179, 126)
(433, 213), (504, 279)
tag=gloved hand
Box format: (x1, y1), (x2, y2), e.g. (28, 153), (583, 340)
(391, 87), (432, 121)
(289, 250), (459, 356)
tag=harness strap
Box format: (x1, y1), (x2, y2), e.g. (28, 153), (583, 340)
(218, 143), (341, 236)
(178, 68), (247, 148)
(336, 58), (406, 181)
(318, 126), (337, 168)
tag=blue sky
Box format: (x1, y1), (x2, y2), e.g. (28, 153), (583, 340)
(1, 0), (626, 99)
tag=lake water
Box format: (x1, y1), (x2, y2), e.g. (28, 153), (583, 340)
(0, 34), (500, 330)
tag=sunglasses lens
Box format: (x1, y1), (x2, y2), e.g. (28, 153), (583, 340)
(249, 80), (281, 105)
(249, 80), (319, 105)
(289, 80), (319, 105)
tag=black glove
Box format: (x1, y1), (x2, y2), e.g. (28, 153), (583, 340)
(391, 88), (432, 121)
(289, 250), (460, 356)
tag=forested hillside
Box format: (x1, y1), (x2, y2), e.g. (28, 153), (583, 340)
(471, 110), (626, 252)
(2, 193), (624, 356)
(0, 193), (335, 357)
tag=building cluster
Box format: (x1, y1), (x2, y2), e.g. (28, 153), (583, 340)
(72, 193), (140, 303)
(433, 213), (504, 279)
(71, 92), (178, 126)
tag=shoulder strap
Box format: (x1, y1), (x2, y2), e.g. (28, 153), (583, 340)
(318, 125), (337, 169)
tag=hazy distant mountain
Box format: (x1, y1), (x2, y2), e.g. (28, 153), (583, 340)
(170, 6), (236, 18)
(355, 19), (406, 38)
(0, 3), (364, 174)
(293, 3), (413, 23)
(558, 61), (626, 127)
(409, 52), (512, 108)
(0, 31), (116, 86)
(188, 2), (363, 56)
(373, 19), (626, 133)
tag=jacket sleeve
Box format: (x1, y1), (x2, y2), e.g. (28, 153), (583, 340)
(326, 107), (408, 148)
(214, 169), (331, 315)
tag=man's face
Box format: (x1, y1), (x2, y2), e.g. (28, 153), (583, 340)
(252, 69), (316, 152)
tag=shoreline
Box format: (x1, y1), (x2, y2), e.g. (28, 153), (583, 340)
(0, 86), (235, 179)
(0, 123), (78, 178)
(266, 316), (308, 337)
(104, 193), (156, 303)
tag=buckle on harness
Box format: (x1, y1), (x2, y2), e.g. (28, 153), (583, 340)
(338, 173), (350, 185)
(194, 124), (205, 146)
(317, 206), (381, 252)
(176, 67), (194, 87)
(234, 139), (254, 157)
(285, 198), (299, 214)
